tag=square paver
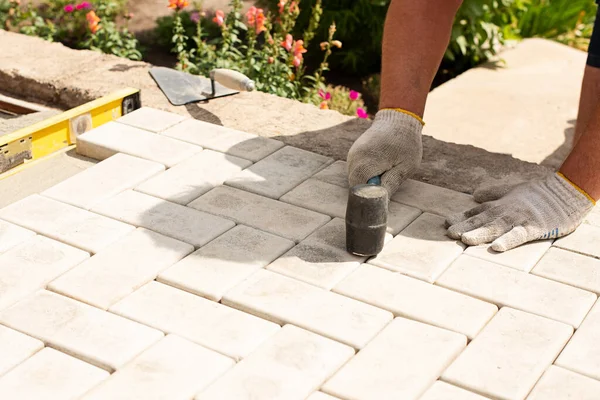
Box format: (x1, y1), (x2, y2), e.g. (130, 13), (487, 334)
(554, 223), (600, 259)
(225, 146), (332, 199)
(0, 290), (163, 371)
(188, 186), (330, 243)
(419, 381), (490, 400)
(442, 308), (573, 400)
(91, 190), (235, 248)
(556, 298), (600, 380)
(0, 235), (89, 311)
(0, 219), (34, 254)
(312, 160), (349, 188)
(391, 179), (478, 218)
(77, 121), (202, 167)
(584, 205), (600, 227)
(136, 150), (252, 205)
(82, 335), (234, 400)
(527, 365), (600, 400)
(0, 194), (134, 254)
(0, 347), (109, 400)
(437, 255), (597, 328)
(464, 239), (552, 272)
(48, 228), (193, 310)
(159, 225), (293, 301)
(162, 118), (284, 162)
(0, 325), (43, 377)
(42, 153), (165, 210)
(195, 325), (354, 400)
(532, 247), (600, 294)
(334, 265), (497, 339)
(116, 107), (188, 132)
(368, 213), (466, 282)
(110, 281), (280, 361)
(222, 269), (393, 349)
(322, 317), (466, 400)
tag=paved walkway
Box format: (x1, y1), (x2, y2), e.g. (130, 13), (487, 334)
(0, 107), (599, 399)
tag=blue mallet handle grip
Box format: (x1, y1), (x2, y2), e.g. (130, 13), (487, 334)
(367, 176), (382, 185)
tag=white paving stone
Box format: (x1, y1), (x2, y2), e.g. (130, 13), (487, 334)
(369, 213), (466, 282)
(312, 160), (349, 188)
(195, 325), (354, 400)
(527, 365), (600, 400)
(110, 281), (280, 361)
(0, 235), (89, 311)
(267, 218), (366, 290)
(334, 265), (497, 339)
(464, 240), (552, 272)
(188, 186), (330, 243)
(322, 317), (466, 400)
(0, 219), (34, 254)
(437, 255), (596, 328)
(162, 118), (284, 162)
(48, 228), (193, 310)
(554, 223), (600, 259)
(159, 225), (293, 301)
(532, 247), (600, 294)
(556, 298), (600, 380)
(116, 107), (188, 132)
(82, 335), (234, 400)
(584, 205), (600, 227)
(222, 269), (393, 349)
(0, 347), (108, 400)
(0, 194), (134, 254)
(225, 146), (332, 199)
(442, 308), (573, 400)
(136, 150), (252, 205)
(77, 121), (201, 167)
(391, 179), (478, 218)
(0, 325), (43, 377)
(91, 190), (235, 248)
(307, 392), (341, 400)
(0, 290), (163, 371)
(419, 381), (491, 400)
(42, 153), (165, 210)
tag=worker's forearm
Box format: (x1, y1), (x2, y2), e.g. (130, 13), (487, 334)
(379, 0), (462, 116)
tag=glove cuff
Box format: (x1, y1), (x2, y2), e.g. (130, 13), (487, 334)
(379, 108), (425, 126)
(374, 109), (425, 136)
(556, 172), (596, 206)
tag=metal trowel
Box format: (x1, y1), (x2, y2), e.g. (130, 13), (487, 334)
(149, 67), (255, 106)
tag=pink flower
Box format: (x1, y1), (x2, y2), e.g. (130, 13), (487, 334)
(63, 4), (75, 12)
(318, 89), (331, 101)
(267, 56), (274, 64)
(75, 2), (91, 10)
(190, 12), (200, 23)
(213, 10), (225, 26)
(349, 90), (360, 101)
(277, 0), (286, 14)
(281, 34), (293, 51)
(293, 56), (302, 67)
(356, 108), (368, 119)
(246, 6), (267, 33)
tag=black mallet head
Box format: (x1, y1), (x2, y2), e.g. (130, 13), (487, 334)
(345, 183), (388, 256)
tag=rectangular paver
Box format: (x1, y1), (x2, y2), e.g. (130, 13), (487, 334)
(437, 255), (597, 328)
(0, 219), (34, 254)
(159, 225), (293, 301)
(584, 206), (600, 227)
(527, 366), (600, 400)
(322, 317), (466, 400)
(77, 121), (201, 167)
(225, 146), (332, 199)
(162, 118), (284, 162)
(0, 347), (108, 400)
(464, 239), (552, 272)
(136, 150), (252, 205)
(0, 290), (163, 371)
(82, 335), (234, 400)
(91, 190), (235, 248)
(116, 107), (187, 132)
(334, 265), (497, 339)
(222, 269), (393, 349)
(442, 308), (573, 400)
(369, 213), (466, 282)
(312, 160), (349, 188)
(0, 325), (43, 377)
(41, 153), (165, 210)
(556, 298), (600, 380)
(0, 235), (89, 311)
(532, 247), (600, 294)
(419, 382), (490, 400)
(110, 281), (280, 361)
(0, 194), (134, 254)
(188, 186), (330, 243)
(554, 223), (600, 259)
(48, 228), (193, 310)
(195, 325), (354, 400)
(267, 218), (366, 290)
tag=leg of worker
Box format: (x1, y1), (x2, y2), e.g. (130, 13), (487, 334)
(347, 0), (463, 195)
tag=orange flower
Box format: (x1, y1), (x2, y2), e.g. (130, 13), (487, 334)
(277, 0), (286, 14)
(168, 0), (188, 9)
(246, 6), (267, 33)
(291, 39), (306, 67)
(319, 101), (328, 110)
(213, 10), (225, 26)
(281, 34), (293, 51)
(86, 10), (101, 34)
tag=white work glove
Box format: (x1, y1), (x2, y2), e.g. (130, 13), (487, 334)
(347, 109), (424, 195)
(446, 173), (595, 252)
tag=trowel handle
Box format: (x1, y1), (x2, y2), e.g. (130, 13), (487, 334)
(210, 69), (255, 92)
